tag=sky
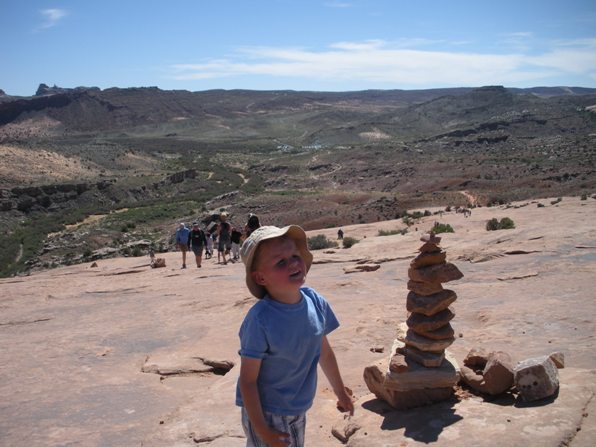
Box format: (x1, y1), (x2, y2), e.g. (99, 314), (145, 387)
(1, 0), (596, 96)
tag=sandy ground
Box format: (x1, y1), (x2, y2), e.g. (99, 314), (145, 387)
(1, 196), (595, 447)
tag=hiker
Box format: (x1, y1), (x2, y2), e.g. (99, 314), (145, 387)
(217, 212), (232, 265)
(245, 213), (261, 238)
(175, 223), (190, 269)
(188, 222), (207, 268)
(230, 226), (242, 261)
(205, 230), (214, 259)
(337, 228), (344, 240)
(236, 225), (354, 447)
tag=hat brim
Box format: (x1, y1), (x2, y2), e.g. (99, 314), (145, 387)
(241, 225), (313, 298)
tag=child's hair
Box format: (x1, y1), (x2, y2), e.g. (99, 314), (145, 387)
(240, 225), (312, 298)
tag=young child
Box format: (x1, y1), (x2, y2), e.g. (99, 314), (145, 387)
(237, 225), (354, 447)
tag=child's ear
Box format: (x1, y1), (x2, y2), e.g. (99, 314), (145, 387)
(252, 271), (266, 286)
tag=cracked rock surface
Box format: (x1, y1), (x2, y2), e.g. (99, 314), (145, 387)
(1, 196), (595, 446)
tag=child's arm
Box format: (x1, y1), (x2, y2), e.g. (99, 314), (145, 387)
(239, 357), (291, 447)
(319, 335), (354, 415)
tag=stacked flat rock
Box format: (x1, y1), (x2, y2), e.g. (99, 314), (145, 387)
(404, 233), (462, 367)
(364, 233), (464, 409)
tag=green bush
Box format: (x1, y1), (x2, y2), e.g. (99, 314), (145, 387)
(432, 222), (454, 234)
(486, 217), (516, 231)
(342, 236), (359, 248)
(378, 228), (404, 236)
(499, 217), (516, 229)
(486, 218), (500, 231)
(307, 234), (338, 250)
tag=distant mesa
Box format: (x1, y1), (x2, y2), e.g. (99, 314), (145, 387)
(35, 83), (100, 96)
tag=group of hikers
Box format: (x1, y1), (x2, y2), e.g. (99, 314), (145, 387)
(174, 212), (261, 269)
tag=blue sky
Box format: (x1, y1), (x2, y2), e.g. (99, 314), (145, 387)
(1, 0), (596, 96)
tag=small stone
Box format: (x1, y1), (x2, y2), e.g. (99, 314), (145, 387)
(407, 280), (444, 296)
(420, 233), (442, 244)
(406, 289), (457, 316)
(463, 347), (489, 369)
(410, 250), (447, 268)
(389, 352), (409, 373)
(405, 330), (454, 352)
(548, 351), (565, 369)
(462, 351), (514, 396)
(406, 307), (455, 333)
(331, 419), (361, 444)
(482, 351), (514, 395)
(90, 262), (98, 268)
(152, 258), (166, 268)
(370, 347), (385, 353)
(408, 263), (464, 284)
(514, 356), (559, 402)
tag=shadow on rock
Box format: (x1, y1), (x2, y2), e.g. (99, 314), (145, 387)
(514, 388), (559, 408)
(362, 397), (463, 443)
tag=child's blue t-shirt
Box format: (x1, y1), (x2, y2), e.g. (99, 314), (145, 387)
(235, 287), (340, 415)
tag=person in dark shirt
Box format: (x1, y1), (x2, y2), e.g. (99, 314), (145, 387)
(245, 213), (260, 238)
(230, 226), (242, 261)
(188, 222), (207, 268)
(217, 212), (232, 265)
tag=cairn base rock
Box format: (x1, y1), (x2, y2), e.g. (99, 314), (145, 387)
(363, 357), (456, 410)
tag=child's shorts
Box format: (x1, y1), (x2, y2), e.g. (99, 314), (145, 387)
(241, 407), (306, 447)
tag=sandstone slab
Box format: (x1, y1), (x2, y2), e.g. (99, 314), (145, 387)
(404, 330), (455, 352)
(409, 323), (454, 340)
(408, 263), (464, 284)
(406, 289), (457, 316)
(410, 250), (447, 268)
(407, 279), (444, 296)
(363, 357), (455, 410)
(406, 307), (455, 332)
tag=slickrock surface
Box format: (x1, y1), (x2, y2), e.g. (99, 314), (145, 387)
(1, 196), (596, 446)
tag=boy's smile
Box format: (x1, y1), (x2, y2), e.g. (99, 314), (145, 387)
(252, 237), (307, 303)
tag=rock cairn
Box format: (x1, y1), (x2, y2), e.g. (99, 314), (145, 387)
(364, 233), (464, 409)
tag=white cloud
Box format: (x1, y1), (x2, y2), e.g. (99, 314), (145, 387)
(170, 39), (596, 88)
(39, 8), (68, 29)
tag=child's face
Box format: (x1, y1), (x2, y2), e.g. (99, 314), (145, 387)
(252, 236), (307, 301)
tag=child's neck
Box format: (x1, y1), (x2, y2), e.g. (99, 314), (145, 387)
(269, 289), (302, 305)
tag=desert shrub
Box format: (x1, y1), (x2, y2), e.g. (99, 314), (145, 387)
(342, 236), (359, 248)
(424, 210), (432, 216)
(550, 197), (562, 205)
(432, 222), (454, 234)
(486, 217), (516, 231)
(486, 196), (508, 207)
(580, 194), (587, 200)
(307, 234), (338, 250)
(499, 217), (516, 229)
(131, 246), (143, 257)
(537, 203), (545, 208)
(486, 218), (500, 231)
(378, 228), (406, 236)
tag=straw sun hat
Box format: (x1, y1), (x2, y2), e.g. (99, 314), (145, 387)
(240, 225), (313, 298)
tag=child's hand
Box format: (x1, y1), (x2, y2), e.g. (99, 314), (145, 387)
(256, 426), (291, 447)
(336, 386), (355, 416)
